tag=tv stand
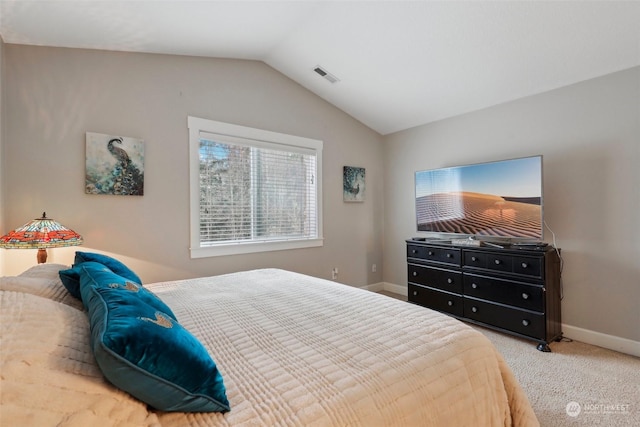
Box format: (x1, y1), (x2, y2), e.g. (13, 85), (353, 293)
(406, 239), (562, 351)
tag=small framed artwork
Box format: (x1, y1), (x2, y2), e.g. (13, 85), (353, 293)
(343, 166), (365, 202)
(86, 132), (145, 196)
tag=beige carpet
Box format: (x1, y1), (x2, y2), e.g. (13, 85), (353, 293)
(476, 325), (639, 427)
(377, 291), (640, 426)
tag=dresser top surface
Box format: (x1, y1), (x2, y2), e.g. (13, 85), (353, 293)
(406, 238), (557, 255)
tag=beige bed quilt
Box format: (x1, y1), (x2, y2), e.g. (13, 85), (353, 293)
(1, 266), (538, 426)
(147, 268), (539, 426)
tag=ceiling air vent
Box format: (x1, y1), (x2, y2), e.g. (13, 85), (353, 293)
(314, 66), (339, 84)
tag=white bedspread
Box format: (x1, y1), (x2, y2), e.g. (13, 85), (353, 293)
(146, 268), (539, 427)
(1, 266), (538, 426)
(0, 291), (160, 427)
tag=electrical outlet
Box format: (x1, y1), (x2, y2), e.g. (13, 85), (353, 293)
(372, 264), (377, 273)
(332, 267), (338, 280)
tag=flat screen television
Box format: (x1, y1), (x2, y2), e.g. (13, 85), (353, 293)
(415, 155), (543, 241)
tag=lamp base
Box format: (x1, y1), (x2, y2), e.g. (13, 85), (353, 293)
(37, 248), (48, 264)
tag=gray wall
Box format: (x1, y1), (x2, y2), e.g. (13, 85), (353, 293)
(383, 67), (640, 344)
(2, 45), (384, 286)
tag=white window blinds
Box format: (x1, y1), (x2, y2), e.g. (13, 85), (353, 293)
(188, 117), (323, 257)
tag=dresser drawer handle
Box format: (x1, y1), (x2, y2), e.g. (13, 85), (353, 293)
(471, 283), (478, 289)
(447, 300), (453, 306)
(412, 249), (418, 254)
(413, 291), (418, 296)
(522, 293), (529, 300)
(471, 306), (478, 313)
(521, 262), (528, 268)
(446, 253), (452, 258)
(447, 278), (453, 284)
(522, 319), (530, 327)
(494, 259), (501, 265)
(412, 271), (418, 277)
(428, 251), (434, 256)
(471, 256), (477, 262)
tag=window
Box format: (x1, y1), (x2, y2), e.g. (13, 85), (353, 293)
(188, 116), (323, 257)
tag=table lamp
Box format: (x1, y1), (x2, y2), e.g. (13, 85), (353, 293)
(0, 212), (83, 263)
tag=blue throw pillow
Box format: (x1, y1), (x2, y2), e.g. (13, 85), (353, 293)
(78, 263), (230, 412)
(58, 265), (85, 299)
(59, 251), (143, 300)
(75, 262), (176, 320)
(75, 251), (142, 284)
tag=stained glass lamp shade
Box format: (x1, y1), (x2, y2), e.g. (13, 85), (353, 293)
(0, 212), (83, 263)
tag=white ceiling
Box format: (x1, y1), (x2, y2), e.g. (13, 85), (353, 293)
(1, 1), (639, 135)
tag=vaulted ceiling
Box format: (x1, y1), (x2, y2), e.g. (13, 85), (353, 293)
(1, 1), (639, 135)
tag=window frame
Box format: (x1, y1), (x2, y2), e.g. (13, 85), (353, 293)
(188, 116), (323, 258)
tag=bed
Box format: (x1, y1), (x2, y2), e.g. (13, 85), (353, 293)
(1, 260), (539, 426)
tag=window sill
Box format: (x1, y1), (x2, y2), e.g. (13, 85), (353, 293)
(190, 238), (324, 258)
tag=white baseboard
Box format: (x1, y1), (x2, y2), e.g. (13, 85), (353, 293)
(361, 282), (385, 292)
(362, 282), (639, 358)
(562, 324), (640, 358)
(362, 282), (408, 296)
(383, 282), (408, 296)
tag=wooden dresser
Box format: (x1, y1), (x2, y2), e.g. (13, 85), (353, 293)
(407, 239), (563, 351)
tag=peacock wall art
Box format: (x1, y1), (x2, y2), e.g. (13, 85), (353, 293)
(86, 132), (145, 196)
(343, 166), (365, 202)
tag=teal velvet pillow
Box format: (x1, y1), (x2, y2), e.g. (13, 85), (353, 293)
(78, 263), (230, 412)
(58, 251), (142, 300)
(58, 265), (85, 299)
(75, 251), (142, 284)
(75, 262), (176, 320)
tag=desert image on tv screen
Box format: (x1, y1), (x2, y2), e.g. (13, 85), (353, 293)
(415, 157), (542, 239)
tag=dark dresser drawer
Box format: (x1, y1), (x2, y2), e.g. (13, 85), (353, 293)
(483, 252), (513, 273)
(463, 273), (544, 311)
(465, 250), (543, 279)
(464, 251), (488, 269)
(407, 244), (461, 266)
(512, 255), (543, 278)
(409, 284), (463, 317)
(408, 263), (462, 294)
(463, 298), (545, 339)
